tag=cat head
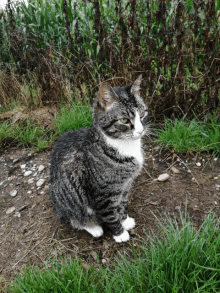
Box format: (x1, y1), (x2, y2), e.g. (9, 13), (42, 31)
(93, 75), (148, 140)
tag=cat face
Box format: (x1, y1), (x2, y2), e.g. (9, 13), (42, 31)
(93, 75), (148, 140)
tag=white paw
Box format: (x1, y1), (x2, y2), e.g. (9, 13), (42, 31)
(113, 230), (130, 243)
(122, 216), (135, 230)
(84, 225), (103, 237)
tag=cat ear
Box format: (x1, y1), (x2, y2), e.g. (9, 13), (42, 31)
(98, 82), (117, 110)
(131, 74), (142, 95)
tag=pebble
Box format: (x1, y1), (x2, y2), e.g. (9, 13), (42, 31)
(24, 171), (32, 177)
(214, 177), (218, 180)
(215, 184), (220, 188)
(90, 251), (98, 260)
(215, 201), (218, 205)
(175, 206), (181, 211)
(192, 178), (196, 181)
(38, 165), (45, 172)
(14, 212), (21, 218)
(171, 167), (180, 174)
(36, 179), (45, 187)
(196, 162), (201, 167)
(20, 164), (26, 169)
(6, 207), (16, 214)
(28, 178), (34, 184)
(10, 190), (17, 197)
(27, 191), (32, 194)
(157, 173), (169, 182)
(154, 146), (160, 151)
(214, 158), (218, 161)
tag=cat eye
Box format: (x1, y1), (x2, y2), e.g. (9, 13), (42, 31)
(120, 118), (130, 124)
(140, 110), (148, 118)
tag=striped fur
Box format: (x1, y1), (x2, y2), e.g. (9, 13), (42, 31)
(49, 75), (148, 242)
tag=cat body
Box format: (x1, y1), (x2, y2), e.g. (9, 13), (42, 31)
(50, 75), (148, 242)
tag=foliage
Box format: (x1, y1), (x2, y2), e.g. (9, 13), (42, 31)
(0, 0), (219, 119)
(9, 212), (220, 292)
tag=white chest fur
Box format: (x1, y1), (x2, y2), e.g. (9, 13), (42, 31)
(104, 134), (144, 167)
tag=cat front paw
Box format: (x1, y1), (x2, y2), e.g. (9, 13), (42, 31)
(122, 216), (135, 230)
(113, 230), (130, 243)
(84, 225), (103, 238)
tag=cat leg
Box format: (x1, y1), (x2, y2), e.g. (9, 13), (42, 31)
(96, 198), (130, 243)
(119, 199), (135, 231)
(84, 224), (103, 238)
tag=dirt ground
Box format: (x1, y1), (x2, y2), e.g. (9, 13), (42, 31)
(0, 141), (220, 286)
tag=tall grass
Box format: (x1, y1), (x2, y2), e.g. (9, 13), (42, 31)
(9, 212), (220, 292)
(0, 0), (219, 119)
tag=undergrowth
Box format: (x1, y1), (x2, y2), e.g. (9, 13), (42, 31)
(0, 101), (93, 151)
(156, 115), (220, 154)
(9, 212), (220, 292)
(0, 102), (220, 155)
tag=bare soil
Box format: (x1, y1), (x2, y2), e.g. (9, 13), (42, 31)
(0, 142), (220, 286)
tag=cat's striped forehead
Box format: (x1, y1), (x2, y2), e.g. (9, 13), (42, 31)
(112, 84), (147, 114)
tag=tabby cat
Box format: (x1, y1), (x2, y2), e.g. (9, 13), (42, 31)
(49, 75), (148, 242)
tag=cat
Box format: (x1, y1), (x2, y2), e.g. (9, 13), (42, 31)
(49, 75), (148, 242)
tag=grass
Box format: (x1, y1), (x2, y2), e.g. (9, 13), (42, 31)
(0, 101), (93, 150)
(0, 101), (220, 156)
(9, 212), (220, 292)
(55, 102), (93, 135)
(156, 116), (220, 154)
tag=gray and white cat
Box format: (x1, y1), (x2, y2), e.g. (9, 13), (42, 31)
(49, 75), (148, 242)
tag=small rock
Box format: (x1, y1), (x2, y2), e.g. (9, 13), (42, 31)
(36, 179), (45, 187)
(27, 191), (32, 194)
(215, 184), (220, 188)
(196, 162), (201, 167)
(28, 178), (34, 184)
(10, 190), (17, 197)
(24, 171), (32, 177)
(214, 158), (218, 161)
(171, 167), (180, 174)
(44, 185), (49, 191)
(215, 201), (218, 205)
(6, 207), (16, 214)
(13, 158), (18, 163)
(90, 250), (98, 260)
(102, 259), (107, 265)
(192, 178), (196, 182)
(20, 164), (26, 169)
(81, 261), (90, 270)
(214, 177), (218, 180)
(33, 172), (38, 177)
(14, 212), (21, 218)
(154, 146), (160, 151)
(175, 206), (181, 211)
(157, 173), (169, 182)
(38, 165), (45, 172)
